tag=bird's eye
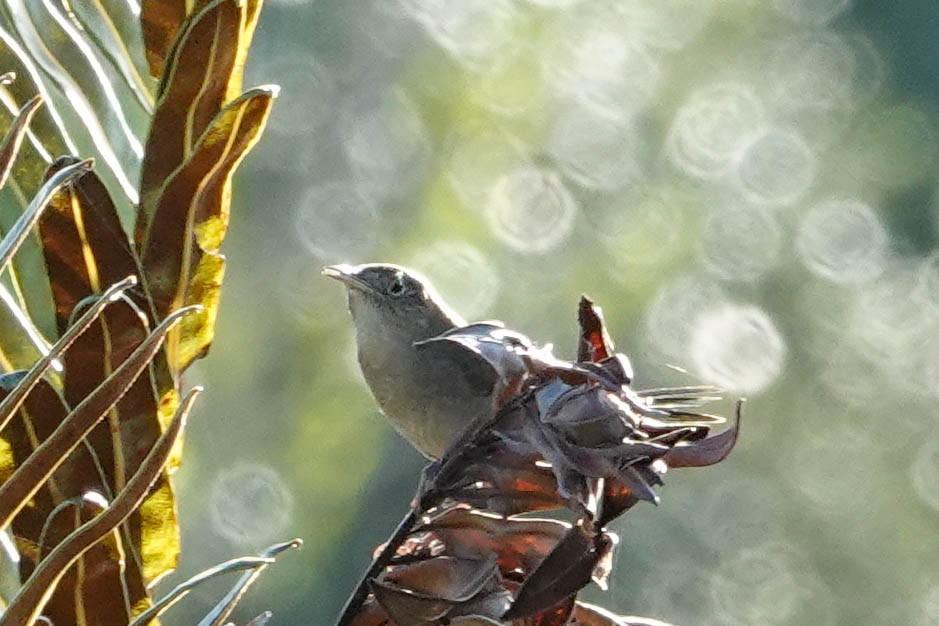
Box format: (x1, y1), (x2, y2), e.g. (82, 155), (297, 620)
(388, 275), (407, 297)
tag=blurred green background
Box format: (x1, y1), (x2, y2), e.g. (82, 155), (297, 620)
(158, 1), (939, 624)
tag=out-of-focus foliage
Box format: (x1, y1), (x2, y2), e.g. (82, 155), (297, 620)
(167, 1), (939, 624)
(0, 0), (277, 623)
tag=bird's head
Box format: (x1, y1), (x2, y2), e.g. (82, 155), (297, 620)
(323, 263), (463, 339)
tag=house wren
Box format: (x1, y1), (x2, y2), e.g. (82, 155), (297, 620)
(325, 263), (523, 459)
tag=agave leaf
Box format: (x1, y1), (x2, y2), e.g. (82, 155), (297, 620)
(37, 493), (134, 624)
(59, 0), (156, 112)
(0, 159), (91, 283)
(37, 157), (142, 335)
(0, 159), (91, 373)
(0, 276), (136, 433)
(130, 556), (275, 626)
(1, 387), (198, 626)
(138, 0), (247, 212)
(196, 539), (302, 626)
(138, 0), (187, 80)
(0, 306), (192, 531)
(0, 0), (145, 201)
(0, 72), (68, 354)
(138, 86), (275, 371)
(0, 285), (44, 373)
(0, 94), (42, 191)
(0, 27), (76, 186)
(0, 376), (137, 624)
(140, 0), (261, 90)
(0, 306), (194, 626)
(35, 156), (194, 603)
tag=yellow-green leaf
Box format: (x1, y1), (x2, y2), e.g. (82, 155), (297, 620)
(139, 87), (274, 371)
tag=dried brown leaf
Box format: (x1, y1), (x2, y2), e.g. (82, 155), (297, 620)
(577, 296), (614, 363)
(503, 526), (612, 621)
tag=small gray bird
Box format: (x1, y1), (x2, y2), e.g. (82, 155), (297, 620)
(324, 263), (530, 459)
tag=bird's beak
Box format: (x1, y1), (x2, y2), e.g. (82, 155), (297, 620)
(322, 264), (373, 293)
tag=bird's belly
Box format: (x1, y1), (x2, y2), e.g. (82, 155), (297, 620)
(361, 358), (492, 459)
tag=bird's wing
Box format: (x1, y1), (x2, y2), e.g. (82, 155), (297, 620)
(413, 335), (499, 397)
(414, 324), (534, 398)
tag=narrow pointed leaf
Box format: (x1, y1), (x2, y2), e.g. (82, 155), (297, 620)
(1, 387), (199, 626)
(572, 602), (677, 626)
(0, 276), (136, 433)
(577, 296), (614, 363)
(63, 0), (156, 111)
(139, 0), (188, 79)
(137, 0), (246, 215)
(0, 306), (194, 531)
(197, 539), (302, 626)
(0, 159), (92, 275)
(0, 25), (77, 181)
(503, 526), (613, 621)
(139, 87), (275, 371)
(140, 0), (261, 90)
(0, 94), (42, 191)
(663, 400), (742, 468)
(2, 0), (145, 201)
(130, 556), (275, 626)
(38, 156), (142, 336)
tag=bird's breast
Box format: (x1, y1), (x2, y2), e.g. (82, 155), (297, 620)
(356, 338), (494, 459)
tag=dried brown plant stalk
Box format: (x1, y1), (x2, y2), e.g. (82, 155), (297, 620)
(339, 297), (740, 626)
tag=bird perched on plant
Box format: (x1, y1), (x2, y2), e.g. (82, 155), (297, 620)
(323, 263), (539, 459)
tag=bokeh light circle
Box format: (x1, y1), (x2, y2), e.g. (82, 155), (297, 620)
(409, 240), (500, 319)
(644, 275), (728, 361)
(700, 204), (783, 281)
(690, 303), (786, 393)
(796, 199), (887, 284)
(667, 83), (765, 179)
(911, 435), (939, 513)
(773, 0), (852, 26)
(209, 462), (294, 546)
(918, 251), (939, 313)
(543, 15), (661, 121)
(295, 181), (381, 261)
(546, 106), (644, 191)
(485, 165), (578, 253)
(734, 127), (816, 205)
(768, 31), (857, 114)
(341, 90), (430, 199)
(398, 0), (518, 69)
(710, 542), (828, 625)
